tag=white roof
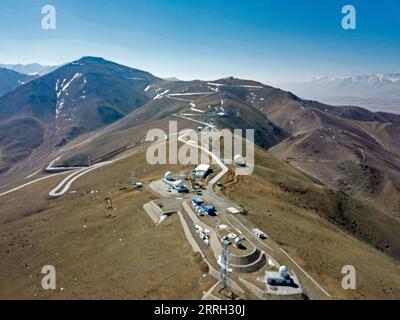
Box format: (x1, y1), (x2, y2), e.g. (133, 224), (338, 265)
(195, 164), (210, 172)
(227, 207), (240, 214)
(252, 228), (266, 235)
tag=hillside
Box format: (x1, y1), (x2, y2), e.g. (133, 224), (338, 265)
(0, 57), (161, 179)
(0, 145), (213, 299)
(220, 147), (400, 299)
(0, 140), (399, 299)
(0, 67), (34, 97)
(1, 59), (399, 221)
(0, 59), (399, 299)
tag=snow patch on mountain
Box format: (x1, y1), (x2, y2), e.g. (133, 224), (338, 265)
(55, 73), (85, 120)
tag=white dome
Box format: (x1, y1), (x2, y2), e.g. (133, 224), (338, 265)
(165, 171), (174, 180)
(234, 154), (244, 165)
(279, 266), (289, 278)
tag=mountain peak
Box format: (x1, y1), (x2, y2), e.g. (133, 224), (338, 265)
(76, 56), (107, 64)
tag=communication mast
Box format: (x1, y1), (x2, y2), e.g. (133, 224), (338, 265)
(220, 238), (232, 296)
(191, 170), (197, 189)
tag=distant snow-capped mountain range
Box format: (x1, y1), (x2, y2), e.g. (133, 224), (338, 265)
(279, 73), (400, 113)
(0, 63), (59, 76)
(281, 73), (400, 99)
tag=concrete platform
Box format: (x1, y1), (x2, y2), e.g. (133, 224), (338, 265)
(149, 180), (192, 199)
(143, 201), (163, 224)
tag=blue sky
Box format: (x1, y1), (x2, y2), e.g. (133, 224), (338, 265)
(0, 0), (399, 83)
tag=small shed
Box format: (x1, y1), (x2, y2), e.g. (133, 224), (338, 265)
(252, 228), (267, 239)
(227, 207), (241, 214)
(203, 205), (216, 215)
(192, 198), (204, 206)
(194, 164), (211, 179)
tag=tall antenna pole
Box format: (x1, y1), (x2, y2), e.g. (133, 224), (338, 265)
(220, 238), (232, 296)
(191, 170), (196, 189)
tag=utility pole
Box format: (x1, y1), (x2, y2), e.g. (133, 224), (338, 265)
(191, 170), (196, 189)
(220, 238), (232, 297)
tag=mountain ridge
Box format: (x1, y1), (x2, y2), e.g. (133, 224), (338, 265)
(1, 57), (400, 221)
(0, 67), (35, 97)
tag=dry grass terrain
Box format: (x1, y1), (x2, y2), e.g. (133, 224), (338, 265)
(221, 148), (400, 300)
(0, 146), (214, 299)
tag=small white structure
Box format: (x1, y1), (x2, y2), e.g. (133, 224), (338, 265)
(164, 171), (174, 181)
(279, 266), (290, 278)
(268, 258), (275, 267)
(234, 237), (243, 246)
(267, 265), (292, 286)
(157, 214), (168, 225)
(227, 207), (241, 215)
(252, 228), (267, 239)
(194, 164), (211, 179)
(163, 176), (188, 192)
(234, 154), (246, 167)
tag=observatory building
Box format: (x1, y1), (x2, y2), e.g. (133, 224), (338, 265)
(164, 171), (174, 181)
(163, 172), (189, 193)
(194, 164), (211, 179)
(267, 266), (292, 286)
(234, 154), (246, 167)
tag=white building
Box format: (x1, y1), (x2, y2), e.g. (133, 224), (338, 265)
(234, 154), (246, 167)
(252, 228), (267, 239)
(267, 266), (292, 286)
(194, 164), (211, 179)
(164, 171), (174, 181)
(227, 207), (241, 215)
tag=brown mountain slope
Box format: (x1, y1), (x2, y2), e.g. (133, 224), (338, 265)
(0, 57), (160, 182)
(247, 90), (400, 218)
(220, 147), (400, 299)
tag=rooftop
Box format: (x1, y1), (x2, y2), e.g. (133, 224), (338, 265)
(195, 164), (211, 172)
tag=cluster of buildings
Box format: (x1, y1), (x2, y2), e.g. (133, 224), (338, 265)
(220, 233), (246, 248)
(191, 198), (216, 216)
(193, 223), (210, 246)
(163, 172), (189, 193)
